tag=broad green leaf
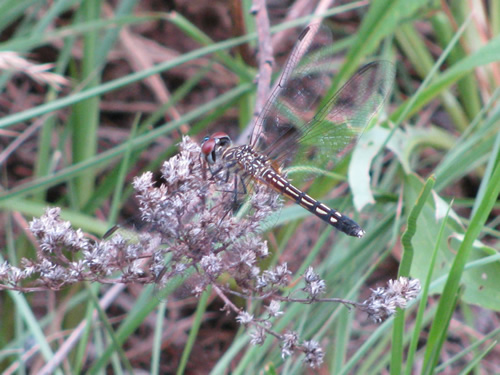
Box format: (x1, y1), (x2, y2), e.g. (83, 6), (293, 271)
(404, 174), (500, 310)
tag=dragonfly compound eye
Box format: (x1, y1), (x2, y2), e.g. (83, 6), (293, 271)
(201, 138), (216, 164)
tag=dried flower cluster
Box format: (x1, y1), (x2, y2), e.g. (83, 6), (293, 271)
(129, 137), (284, 301)
(361, 276), (422, 322)
(0, 137), (421, 369)
(1, 137), (281, 292)
(0, 206), (150, 291)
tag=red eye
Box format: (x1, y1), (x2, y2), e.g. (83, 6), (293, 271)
(201, 138), (215, 156)
(211, 131), (229, 139)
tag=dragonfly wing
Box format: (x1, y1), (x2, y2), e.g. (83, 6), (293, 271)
(276, 61), (395, 173)
(250, 23), (335, 156)
(250, 24), (394, 177)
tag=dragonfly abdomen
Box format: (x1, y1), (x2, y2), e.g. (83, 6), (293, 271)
(260, 168), (365, 238)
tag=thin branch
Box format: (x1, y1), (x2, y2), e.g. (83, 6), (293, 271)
(237, 0), (274, 145)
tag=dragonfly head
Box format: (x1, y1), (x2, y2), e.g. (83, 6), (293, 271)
(201, 132), (232, 164)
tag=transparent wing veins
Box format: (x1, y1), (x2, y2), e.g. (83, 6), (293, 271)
(248, 23), (394, 177)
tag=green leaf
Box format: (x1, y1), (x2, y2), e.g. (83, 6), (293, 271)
(404, 174), (500, 310)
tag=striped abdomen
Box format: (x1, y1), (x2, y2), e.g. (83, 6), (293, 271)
(260, 168), (365, 238)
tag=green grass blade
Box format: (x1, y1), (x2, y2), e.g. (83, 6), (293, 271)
(391, 176), (435, 375)
(404, 201), (453, 375)
(70, 0), (100, 207)
(176, 286), (211, 375)
(422, 136), (500, 371)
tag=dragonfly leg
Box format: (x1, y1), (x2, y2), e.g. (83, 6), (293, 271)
(216, 173), (251, 226)
(233, 173), (250, 206)
(207, 160), (238, 181)
(216, 175), (240, 225)
(206, 163), (223, 180)
(239, 174), (248, 195)
(229, 173), (245, 212)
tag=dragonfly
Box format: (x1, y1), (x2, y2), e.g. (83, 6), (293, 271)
(201, 24), (394, 238)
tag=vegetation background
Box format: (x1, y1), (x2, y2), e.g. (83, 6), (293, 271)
(0, 0), (499, 373)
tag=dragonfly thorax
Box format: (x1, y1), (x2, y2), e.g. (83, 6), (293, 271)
(201, 133), (271, 177)
(222, 145), (271, 177)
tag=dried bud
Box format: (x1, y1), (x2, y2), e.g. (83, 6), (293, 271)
(362, 277), (421, 322)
